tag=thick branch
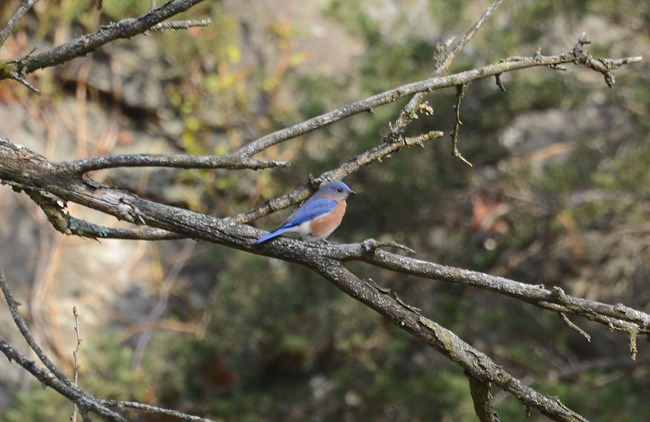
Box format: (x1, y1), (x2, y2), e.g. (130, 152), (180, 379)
(2, 139), (647, 336)
(310, 263), (587, 422)
(329, 240), (650, 334)
(467, 373), (498, 422)
(26, 188), (183, 240)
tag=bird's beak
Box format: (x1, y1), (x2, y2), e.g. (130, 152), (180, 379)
(349, 189), (357, 195)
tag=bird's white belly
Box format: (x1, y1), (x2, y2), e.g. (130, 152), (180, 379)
(297, 220), (314, 236)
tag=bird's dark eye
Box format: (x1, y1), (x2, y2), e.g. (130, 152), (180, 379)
(337, 188), (343, 193)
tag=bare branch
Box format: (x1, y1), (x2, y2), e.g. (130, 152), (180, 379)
(102, 400), (216, 422)
(392, 0), (504, 131)
(0, 0), (38, 48)
(494, 73), (507, 92)
(329, 242), (650, 334)
(3, 139), (647, 420)
(25, 187), (184, 240)
(0, 273), (128, 421)
(71, 306), (82, 422)
(1, 68), (41, 94)
(231, 130), (444, 224)
(443, 0), (505, 72)
(3, 0), (205, 77)
(0, 271), (73, 386)
(560, 313), (592, 342)
(235, 39), (641, 158)
(3, 140), (648, 339)
(310, 264), (588, 422)
(64, 217), (184, 240)
(65, 153), (288, 174)
(0, 1), (645, 412)
(450, 83), (472, 166)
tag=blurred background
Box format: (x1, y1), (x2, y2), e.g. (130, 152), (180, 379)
(0, 0), (648, 420)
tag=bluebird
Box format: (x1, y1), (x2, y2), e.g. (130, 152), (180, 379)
(254, 181), (355, 244)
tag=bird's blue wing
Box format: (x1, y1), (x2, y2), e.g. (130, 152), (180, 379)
(254, 197), (338, 244)
(281, 197), (338, 228)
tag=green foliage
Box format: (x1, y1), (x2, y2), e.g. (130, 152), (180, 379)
(101, 0), (147, 20)
(4, 388), (71, 422)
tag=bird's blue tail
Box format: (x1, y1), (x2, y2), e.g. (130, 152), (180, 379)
(254, 228), (287, 244)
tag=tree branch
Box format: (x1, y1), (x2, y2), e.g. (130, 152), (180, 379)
(330, 240), (650, 335)
(230, 130), (444, 224)
(0, 0), (38, 48)
(25, 186), (184, 240)
(5, 139), (648, 419)
(101, 400), (216, 422)
(309, 263), (587, 422)
(234, 38), (640, 158)
(3, 139), (648, 336)
(65, 153), (288, 174)
(0, 270), (73, 387)
(393, 0), (504, 131)
(0, 2), (645, 413)
(450, 83), (472, 166)
(0, 273), (128, 421)
(1, 0), (205, 79)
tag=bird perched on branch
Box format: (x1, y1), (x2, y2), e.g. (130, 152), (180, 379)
(254, 181), (355, 244)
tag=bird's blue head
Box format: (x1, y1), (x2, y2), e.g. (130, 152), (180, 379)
(320, 181), (355, 199)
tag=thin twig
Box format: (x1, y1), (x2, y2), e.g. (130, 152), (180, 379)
(230, 131), (444, 224)
(6, 69), (41, 94)
(495, 73), (506, 92)
(71, 306), (83, 422)
(0, 271), (73, 386)
(0, 0), (39, 48)
(560, 313), (591, 342)
(450, 83), (472, 166)
(102, 400), (216, 421)
(0, 272), (128, 421)
(392, 0), (504, 131)
(360, 239), (417, 256)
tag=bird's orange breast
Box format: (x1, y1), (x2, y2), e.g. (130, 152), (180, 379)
(309, 197), (346, 238)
